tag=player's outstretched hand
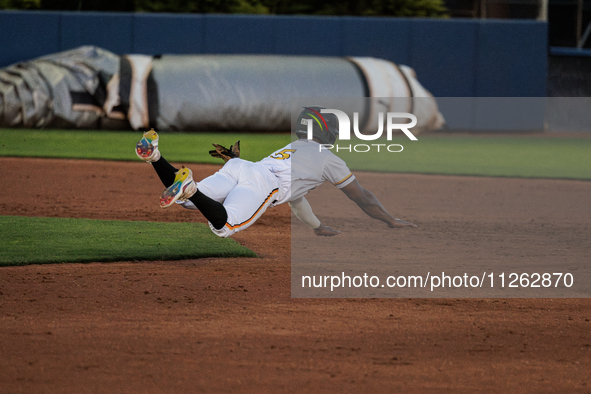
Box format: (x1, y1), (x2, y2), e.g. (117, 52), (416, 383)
(314, 224), (341, 236)
(388, 218), (417, 228)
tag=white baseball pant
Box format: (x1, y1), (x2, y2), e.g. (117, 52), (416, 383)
(176, 159), (280, 237)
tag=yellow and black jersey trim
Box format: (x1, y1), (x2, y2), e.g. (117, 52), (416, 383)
(334, 173), (354, 186)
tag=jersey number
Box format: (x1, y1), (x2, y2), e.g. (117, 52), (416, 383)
(270, 149), (296, 160)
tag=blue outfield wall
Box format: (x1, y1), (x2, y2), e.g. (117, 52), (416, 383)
(0, 11), (547, 99)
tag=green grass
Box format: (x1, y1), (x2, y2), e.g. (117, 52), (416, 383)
(0, 129), (290, 163)
(0, 216), (256, 267)
(1, 129), (589, 179)
(336, 135), (591, 180)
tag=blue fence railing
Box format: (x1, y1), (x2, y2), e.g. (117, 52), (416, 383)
(0, 11), (547, 97)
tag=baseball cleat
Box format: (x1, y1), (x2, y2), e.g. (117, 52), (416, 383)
(159, 166), (197, 208)
(135, 128), (160, 162)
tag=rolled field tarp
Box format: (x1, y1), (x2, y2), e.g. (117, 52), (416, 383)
(0, 46), (121, 129)
(148, 55), (366, 131)
(0, 46), (444, 132)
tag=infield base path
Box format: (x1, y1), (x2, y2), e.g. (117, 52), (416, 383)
(0, 157), (590, 393)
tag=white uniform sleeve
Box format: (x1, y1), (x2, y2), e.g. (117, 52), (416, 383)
(288, 197), (321, 229)
(322, 153), (356, 189)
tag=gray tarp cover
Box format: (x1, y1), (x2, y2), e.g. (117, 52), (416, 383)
(152, 55), (365, 131)
(0, 46), (443, 132)
(0, 46), (118, 129)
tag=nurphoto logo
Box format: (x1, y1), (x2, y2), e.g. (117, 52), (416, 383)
(303, 108), (418, 153)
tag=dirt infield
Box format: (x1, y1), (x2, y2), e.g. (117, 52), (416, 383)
(1, 157), (590, 393)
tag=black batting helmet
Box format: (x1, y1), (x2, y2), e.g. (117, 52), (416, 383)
(295, 106), (339, 145)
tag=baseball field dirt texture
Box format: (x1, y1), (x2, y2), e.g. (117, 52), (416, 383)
(1, 135), (590, 392)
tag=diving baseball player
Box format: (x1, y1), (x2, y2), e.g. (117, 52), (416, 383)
(135, 106), (416, 237)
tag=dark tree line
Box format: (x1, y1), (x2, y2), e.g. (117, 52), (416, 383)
(0, 0), (448, 17)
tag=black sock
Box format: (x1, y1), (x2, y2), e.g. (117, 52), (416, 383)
(151, 157), (227, 230)
(151, 157), (178, 187)
(188, 190), (228, 230)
